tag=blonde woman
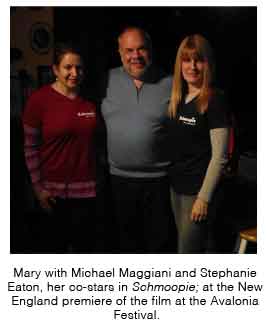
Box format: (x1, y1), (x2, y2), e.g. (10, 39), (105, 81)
(168, 34), (230, 253)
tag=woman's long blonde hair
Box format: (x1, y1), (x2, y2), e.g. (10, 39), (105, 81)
(168, 34), (216, 118)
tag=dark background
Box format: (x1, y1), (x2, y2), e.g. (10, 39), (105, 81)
(11, 6), (257, 253)
(55, 6), (257, 151)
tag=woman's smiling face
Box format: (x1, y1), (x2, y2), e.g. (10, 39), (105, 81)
(53, 52), (84, 91)
(181, 53), (206, 88)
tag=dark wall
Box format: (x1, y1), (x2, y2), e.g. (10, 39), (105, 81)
(55, 6), (257, 151)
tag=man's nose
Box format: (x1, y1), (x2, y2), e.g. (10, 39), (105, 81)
(132, 49), (141, 58)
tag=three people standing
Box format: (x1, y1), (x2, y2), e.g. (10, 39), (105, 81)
(22, 30), (230, 254)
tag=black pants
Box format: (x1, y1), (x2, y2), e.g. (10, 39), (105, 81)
(27, 197), (102, 253)
(110, 175), (176, 253)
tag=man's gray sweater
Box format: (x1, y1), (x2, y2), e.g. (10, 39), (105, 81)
(101, 66), (172, 178)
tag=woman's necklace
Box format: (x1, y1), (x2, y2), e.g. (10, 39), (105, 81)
(52, 82), (78, 100)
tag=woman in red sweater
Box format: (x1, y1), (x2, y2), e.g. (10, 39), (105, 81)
(23, 42), (98, 253)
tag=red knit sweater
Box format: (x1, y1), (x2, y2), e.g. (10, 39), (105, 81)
(23, 85), (97, 198)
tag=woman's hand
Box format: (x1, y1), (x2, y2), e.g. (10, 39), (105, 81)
(35, 189), (56, 212)
(191, 198), (208, 222)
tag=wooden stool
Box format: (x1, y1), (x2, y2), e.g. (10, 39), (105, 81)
(238, 227), (257, 253)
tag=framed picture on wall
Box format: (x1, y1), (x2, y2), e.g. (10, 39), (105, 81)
(30, 22), (53, 55)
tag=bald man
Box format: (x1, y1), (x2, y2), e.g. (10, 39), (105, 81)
(101, 27), (175, 253)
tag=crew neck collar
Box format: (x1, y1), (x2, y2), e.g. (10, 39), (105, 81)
(50, 84), (79, 101)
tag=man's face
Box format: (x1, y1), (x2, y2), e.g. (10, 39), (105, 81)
(119, 29), (151, 79)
